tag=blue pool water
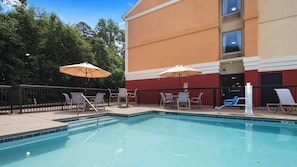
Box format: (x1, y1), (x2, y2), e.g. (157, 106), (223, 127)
(1, 113), (297, 167)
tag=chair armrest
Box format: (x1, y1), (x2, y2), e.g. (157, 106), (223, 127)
(223, 99), (233, 102)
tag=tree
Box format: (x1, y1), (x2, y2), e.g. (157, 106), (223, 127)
(93, 18), (125, 88)
(34, 13), (94, 86)
(0, 1), (125, 88)
(76, 21), (94, 38)
(95, 19), (123, 47)
(0, 5), (22, 84)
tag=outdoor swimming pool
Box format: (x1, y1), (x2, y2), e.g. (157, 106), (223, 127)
(0, 112), (297, 167)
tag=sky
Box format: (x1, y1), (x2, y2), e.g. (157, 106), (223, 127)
(1, 0), (138, 29)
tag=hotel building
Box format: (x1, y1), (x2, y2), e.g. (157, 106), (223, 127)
(122, 0), (297, 105)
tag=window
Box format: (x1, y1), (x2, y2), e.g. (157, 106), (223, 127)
(222, 0), (241, 15)
(222, 29), (242, 54)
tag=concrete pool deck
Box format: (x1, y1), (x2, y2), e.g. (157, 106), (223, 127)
(1, 104), (297, 139)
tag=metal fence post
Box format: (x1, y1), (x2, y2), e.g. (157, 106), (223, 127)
(19, 85), (23, 114)
(213, 88), (217, 108)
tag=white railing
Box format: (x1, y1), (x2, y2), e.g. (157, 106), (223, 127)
(81, 94), (100, 126)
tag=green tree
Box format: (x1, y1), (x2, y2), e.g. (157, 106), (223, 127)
(0, 1), (125, 88)
(77, 21), (94, 38)
(93, 18), (125, 88)
(0, 5), (22, 84)
(33, 13), (94, 86)
(95, 19), (123, 47)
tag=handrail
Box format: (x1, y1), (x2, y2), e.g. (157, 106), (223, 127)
(80, 94), (100, 126)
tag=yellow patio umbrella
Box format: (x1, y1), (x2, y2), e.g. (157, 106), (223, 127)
(60, 62), (111, 88)
(159, 65), (201, 88)
(60, 62), (111, 78)
(59, 62), (111, 78)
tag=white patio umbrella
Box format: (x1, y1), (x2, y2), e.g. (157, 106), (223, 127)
(159, 65), (201, 88)
(59, 62), (111, 78)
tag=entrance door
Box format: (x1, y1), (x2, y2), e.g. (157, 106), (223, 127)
(261, 73), (282, 106)
(220, 73), (244, 103)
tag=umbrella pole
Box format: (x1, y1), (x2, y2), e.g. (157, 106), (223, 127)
(179, 73), (181, 90)
(85, 68), (88, 93)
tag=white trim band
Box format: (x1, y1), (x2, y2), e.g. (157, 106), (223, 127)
(259, 55), (297, 72)
(123, 0), (181, 21)
(243, 56), (260, 71)
(125, 61), (219, 81)
(125, 55), (297, 81)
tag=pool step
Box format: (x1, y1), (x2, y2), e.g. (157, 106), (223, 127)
(68, 116), (119, 133)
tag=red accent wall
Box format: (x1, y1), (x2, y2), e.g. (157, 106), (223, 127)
(245, 70), (260, 106)
(126, 73), (220, 104)
(126, 73), (220, 90)
(244, 70), (259, 86)
(126, 69), (297, 105)
(283, 69), (297, 85)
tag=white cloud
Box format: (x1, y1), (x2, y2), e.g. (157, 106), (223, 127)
(118, 21), (126, 30)
(119, 21), (125, 26)
(3, 0), (21, 7)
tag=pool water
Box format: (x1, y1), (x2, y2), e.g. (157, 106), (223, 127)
(1, 113), (297, 167)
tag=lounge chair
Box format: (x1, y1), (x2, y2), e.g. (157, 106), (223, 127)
(94, 92), (106, 110)
(159, 92), (174, 108)
(165, 93), (174, 103)
(70, 92), (84, 112)
(267, 88), (297, 113)
(118, 88), (128, 107)
(177, 92), (191, 110)
(62, 93), (72, 109)
(190, 92), (204, 108)
(108, 88), (118, 103)
(215, 96), (245, 110)
(128, 89), (138, 104)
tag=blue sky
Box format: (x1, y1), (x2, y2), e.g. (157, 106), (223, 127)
(2, 0), (138, 29)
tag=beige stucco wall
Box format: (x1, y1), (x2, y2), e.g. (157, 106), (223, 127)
(126, 0), (220, 72)
(258, 0), (297, 59)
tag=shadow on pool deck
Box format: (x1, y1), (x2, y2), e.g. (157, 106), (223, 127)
(1, 104), (297, 138)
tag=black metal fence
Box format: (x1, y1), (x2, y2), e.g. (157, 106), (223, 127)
(1, 84), (297, 114)
(136, 85), (297, 110)
(0, 84), (110, 114)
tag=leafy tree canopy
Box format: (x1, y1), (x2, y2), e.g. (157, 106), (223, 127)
(0, 0), (125, 88)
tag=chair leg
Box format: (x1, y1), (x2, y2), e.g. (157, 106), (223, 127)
(160, 99), (163, 107)
(188, 100), (191, 110)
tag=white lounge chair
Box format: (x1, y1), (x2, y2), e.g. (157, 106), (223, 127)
(62, 93), (72, 109)
(159, 92), (174, 108)
(177, 92), (191, 110)
(70, 92), (84, 112)
(108, 88), (118, 103)
(267, 88), (297, 113)
(191, 92), (204, 108)
(118, 88), (128, 107)
(94, 92), (106, 110)
(165, 93), (174, 103)
(128, 89), (138, 104)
